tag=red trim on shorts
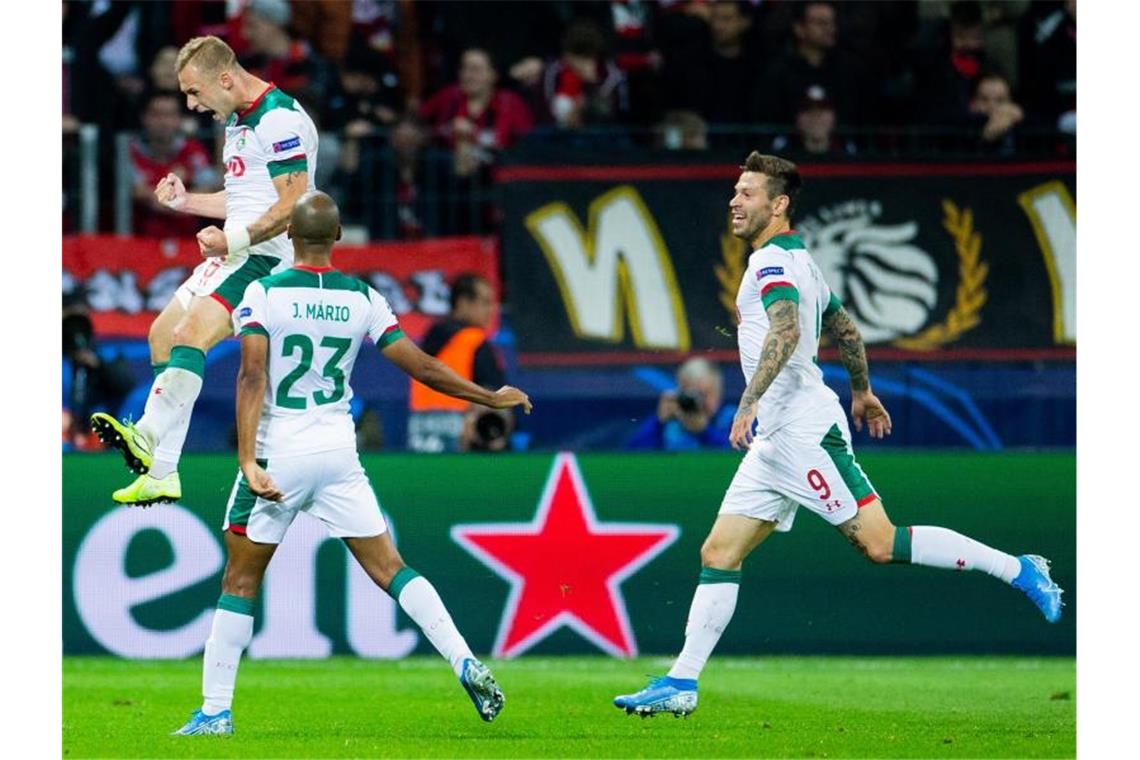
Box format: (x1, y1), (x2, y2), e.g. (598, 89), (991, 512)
(228, 524), (247, 535)
(210, 292), (234, 313)
(856, 493), (879, 508)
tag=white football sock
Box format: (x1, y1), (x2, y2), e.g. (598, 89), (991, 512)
(668, 569), (741, 681)
(908, 526), (1021, 583)
(148, 408), (191, 480)
(202, 601), (254, 715)
(137, 346), (204, 446)
(391, 570), (474, 677)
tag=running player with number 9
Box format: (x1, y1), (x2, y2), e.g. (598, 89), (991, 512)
(613, 152), (1065, 719)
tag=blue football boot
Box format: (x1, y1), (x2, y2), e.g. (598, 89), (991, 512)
(614, 676), (698, 717)
(170, 709), (234, 736)
(1011, 554), (1064, 623)
(459, 659), (505, 722)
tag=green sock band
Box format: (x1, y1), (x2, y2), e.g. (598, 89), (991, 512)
(892, 526), (913, 564)
(387, 567), (421, 600)
(168, 345), (206, 378)
(217, 593), (255, 616)
(151, 362), (168, 378)
(699, 567), (742, 584)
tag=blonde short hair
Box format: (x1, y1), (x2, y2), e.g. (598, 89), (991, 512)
(176, 36), (237, 74)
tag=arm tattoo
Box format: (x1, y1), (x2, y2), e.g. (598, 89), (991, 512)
(822, 306), (870, 392)
(246, 170), (307, 246)
(739, 299), (801, 409)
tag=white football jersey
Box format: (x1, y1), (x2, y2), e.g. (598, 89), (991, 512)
(234, 266), (405, 457)
(223, 85), (319, 263)
(736, 230), (843, 433)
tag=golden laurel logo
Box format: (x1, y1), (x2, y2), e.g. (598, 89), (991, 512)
(892, 200), (988, 351)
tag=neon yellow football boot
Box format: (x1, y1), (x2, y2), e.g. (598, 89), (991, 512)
(90, 412), (154, 474)
(113, 472), (182, 507)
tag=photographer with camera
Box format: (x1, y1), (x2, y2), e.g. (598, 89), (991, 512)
(626, 358), (736, 451)
(407, 273), (511, 453)
(62, 290), (136, 451)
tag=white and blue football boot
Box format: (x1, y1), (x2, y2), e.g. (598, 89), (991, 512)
(459, 658), (505, 722)
(614, 676), (698, 717)
(170, 709), (234, 736)
(1011, 554), (1064, 623)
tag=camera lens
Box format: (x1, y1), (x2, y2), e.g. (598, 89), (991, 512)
(677, 390), (700, 413)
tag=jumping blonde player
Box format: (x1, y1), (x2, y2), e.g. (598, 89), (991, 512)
(92, 35), (318, 506)
(172, 191), (531, 735)
(613, 152), (1064, 718)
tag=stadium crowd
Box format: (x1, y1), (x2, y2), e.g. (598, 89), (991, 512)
(64, 0), (1076, 238)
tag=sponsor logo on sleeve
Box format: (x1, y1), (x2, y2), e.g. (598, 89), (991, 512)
(758, 266), (785, 278)
(272, 136), (301, 153)
(238, 306), (253, 319)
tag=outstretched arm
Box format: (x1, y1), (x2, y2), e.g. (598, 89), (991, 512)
(821, 303), (892, 438)
(729, 299), (801, 450)
(235, 333), (283, 501)
(381, 336), (532, 413)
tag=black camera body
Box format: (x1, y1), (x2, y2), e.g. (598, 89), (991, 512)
(676, 388), (702, 413)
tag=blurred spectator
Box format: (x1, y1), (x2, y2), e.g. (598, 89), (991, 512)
(655, 110), (709, 150)
(540, 18), (631, 130)
(239, 0), (339, 126)
(418, 47), (534, 177)
(128, 91), (222, 239)
(626, 358), (735, 451)
(771, 85), (857, 158)
(1018, 0), (1075, 135)
(62, 290), (135, 452)
(327, 42), (403, 135)
(759, 1), (868, 127)
(407, 274), (507, 453)
(679, 0), (763, 126)
(913, 1), (1001, 126)
(349, 0), (426, 112)
(968, 72), (1024, 154)
(417, 1), (564, 97)
(607, 0), (666, 125)
(148, 45), (215, 138)
(390, 116), (429, 240)
(290, 0), (353, 63)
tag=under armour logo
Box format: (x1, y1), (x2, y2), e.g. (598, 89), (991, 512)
(955, 558), (966, 569)
(153, 388), (163, 395)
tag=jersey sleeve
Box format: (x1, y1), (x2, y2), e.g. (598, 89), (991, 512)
(753, 253), (800, 309)
(822, 289), (844, 320)
(234, 281), (269, 337)
(366, 287), (406, 348)
(258, 109), (310, 179)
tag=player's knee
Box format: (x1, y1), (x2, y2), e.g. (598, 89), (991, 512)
(864, 538), (893, 565)
(700, 540), (741, 571)
(221, 568), (263, 598)
(170, 319), (200, 348)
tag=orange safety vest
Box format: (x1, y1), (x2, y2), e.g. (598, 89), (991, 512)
(409, 326), (487, 412)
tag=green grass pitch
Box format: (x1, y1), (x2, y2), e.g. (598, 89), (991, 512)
(64, 656), (1075, 758)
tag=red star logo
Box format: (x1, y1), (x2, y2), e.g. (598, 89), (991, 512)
(451, 453), (679, 658)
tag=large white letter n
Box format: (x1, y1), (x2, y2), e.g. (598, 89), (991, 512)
(525, 186), (690, 351)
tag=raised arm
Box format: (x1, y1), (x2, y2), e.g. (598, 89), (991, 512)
(155, 173), (227, 219)
(381, 336), (532, 414)
(821, 299), (892, 438)
(235, 332), (283, 500)
(729, 299), (801, 450)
